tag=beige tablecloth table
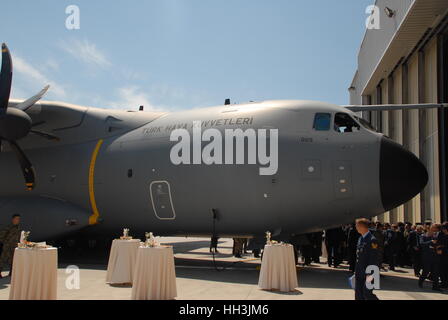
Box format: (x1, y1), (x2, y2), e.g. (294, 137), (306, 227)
(258, 244), (298, 292)
(106, 239), (141, 284)
(9, 247), (58, 300)
(131, 246), (177, 300)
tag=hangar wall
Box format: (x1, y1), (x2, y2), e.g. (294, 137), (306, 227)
(350, 0), (448, 224)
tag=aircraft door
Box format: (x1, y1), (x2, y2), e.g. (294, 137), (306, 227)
(150, 181), (176, 220)
(333, 161), (353, 199)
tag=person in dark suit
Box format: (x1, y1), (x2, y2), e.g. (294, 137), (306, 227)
(372, 222), (385, 270)
(303, 233), (314, 265)
(293, 233), (312, 265)
(325, 227), (345, 268)
(383, 223), (391, 265)
(354, 218), (379, 300)
(408, 225), (424, 277)
(403, 222), (413, 266)
(311, 231), (323, 264)
(385, 224), (401, 271)
(396, 222), (407, 266)
(347, 223), (360, 272)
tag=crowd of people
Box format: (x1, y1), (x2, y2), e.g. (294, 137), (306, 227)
(294, 220), (448, 292)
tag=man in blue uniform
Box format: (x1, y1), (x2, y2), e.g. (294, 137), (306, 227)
(418, 224), (442, 291)
(354, 218), (379, 300)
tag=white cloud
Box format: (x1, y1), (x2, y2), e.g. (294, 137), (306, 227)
(107, 86), (167, 112)
(120, 67), (145, 81)
(12, 54), (66, 99)
(8, 41), (207, 112)
(102, 84), (211, 112)
(61, 39), (111, 69)
(42, 58), (60, 72)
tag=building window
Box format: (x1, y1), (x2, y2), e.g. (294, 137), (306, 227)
(334, 113), (360, 133)
(313, 113), (331, 131)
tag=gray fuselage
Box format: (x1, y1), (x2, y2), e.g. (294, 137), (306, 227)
(0, 100), (425, 240)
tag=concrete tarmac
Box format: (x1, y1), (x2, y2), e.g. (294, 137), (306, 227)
(0, 237), (447, 300)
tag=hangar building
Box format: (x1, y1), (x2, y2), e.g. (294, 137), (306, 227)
(349, 0), (448, 223)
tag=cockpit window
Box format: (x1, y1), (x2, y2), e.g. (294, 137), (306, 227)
(313, 113), (331, 131)
(354, 116), (377, 132)
(334, 113), (360, 133)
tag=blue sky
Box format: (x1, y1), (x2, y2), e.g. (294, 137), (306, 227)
(2, 0), (373, 111)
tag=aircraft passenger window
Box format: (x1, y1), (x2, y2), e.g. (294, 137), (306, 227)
(334, 113), (360, 133)
(313, 113), (331, 131)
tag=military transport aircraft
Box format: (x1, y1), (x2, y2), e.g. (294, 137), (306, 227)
(0, 43), (442, 241)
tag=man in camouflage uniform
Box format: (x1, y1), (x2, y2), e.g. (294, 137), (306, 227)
(233, 238), (245, 258)
(0, 214), (21, 278)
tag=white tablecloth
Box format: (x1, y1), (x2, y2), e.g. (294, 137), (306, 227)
(9, 247), (58, 300)
(131, 246), (177, 300)
(258, 244), (298, 292)
(106, 239), (141, 284)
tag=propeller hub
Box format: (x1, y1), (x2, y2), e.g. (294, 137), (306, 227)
(0, 107), (32, 140)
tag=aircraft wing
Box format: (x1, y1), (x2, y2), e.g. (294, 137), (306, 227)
(345, 103), (448, 112)
(7, 99), (165, 150)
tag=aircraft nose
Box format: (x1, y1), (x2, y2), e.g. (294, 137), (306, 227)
(380, 137), (428, 212)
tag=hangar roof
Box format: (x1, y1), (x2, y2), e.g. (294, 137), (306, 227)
(351, 0), (448, 101)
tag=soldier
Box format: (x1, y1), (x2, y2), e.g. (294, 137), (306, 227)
(354, 218), (379, 300)
(0, 214), (21, 278)
(232, 238), (244, 258)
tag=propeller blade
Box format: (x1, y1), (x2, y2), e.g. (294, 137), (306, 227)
(29, 130), (60, 141)
(0, 43), (12, 114)
(8, 140), (35, 191)
(15, 85), (50, 111)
